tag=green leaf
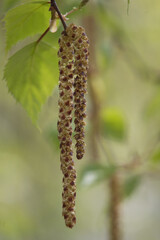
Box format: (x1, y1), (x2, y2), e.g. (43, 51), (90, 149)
(4, 41), (58, 125)
(79, 164), (116, 188)
(123, 175), (141, 199)
(150, 149), (160, 164)
(4, 1), (50, 51)
(101, 108), (127, 140)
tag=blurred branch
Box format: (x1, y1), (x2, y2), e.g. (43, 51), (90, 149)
(114, 37), (160, 84)
(83, 16), (100, 161)
(117, 136), (160, 175)
(109, 174), (121, 240)
(96, 135), (116, 165)
(98, 6), (160, 83)
(108, 18), (160, 83)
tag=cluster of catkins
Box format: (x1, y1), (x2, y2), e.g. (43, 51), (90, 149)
(57, 23), (89, 228)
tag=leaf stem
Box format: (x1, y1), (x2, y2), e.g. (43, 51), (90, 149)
(36, 27), (50, 45)
(35, 0), (66, 47)
(50, 0), (67, 30)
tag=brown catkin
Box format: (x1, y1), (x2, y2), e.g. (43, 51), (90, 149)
(58, 25), (77, 229)
(72, 25), (89, 160)
(57, 23), (89, 228)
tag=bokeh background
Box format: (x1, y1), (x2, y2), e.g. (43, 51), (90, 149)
(0, 0), (160, 239)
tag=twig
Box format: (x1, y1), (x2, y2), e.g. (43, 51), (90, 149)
(64, 7), (78, 17)
(51, 0), (67, 30)
(36, 0), (67, 46)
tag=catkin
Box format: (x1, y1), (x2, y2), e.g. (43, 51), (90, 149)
(57, 23), (89, 228)
(60, 24), (89, 160)
(72, 26), (89, 160)
(58, 25), (76, 228)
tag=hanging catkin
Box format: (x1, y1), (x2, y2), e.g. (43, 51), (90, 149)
(57, 23), (89, 228)
(58, 25), (77, 228)
(72, 26), (89, 160)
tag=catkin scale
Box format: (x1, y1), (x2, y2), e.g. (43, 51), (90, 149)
(57, 24), (89, 228)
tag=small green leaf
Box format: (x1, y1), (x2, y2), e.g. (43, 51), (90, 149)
(151, 150), (160, 164)
(4, 1), (50, 51)
(79, 0), (89, 9)
(123, 175), (141, 199)
(79, 164), (116, 188)
(101, 108), (127, 140)
(4, 41), (58, 125)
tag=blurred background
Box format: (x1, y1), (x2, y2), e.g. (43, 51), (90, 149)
(0, 0), (160, 239)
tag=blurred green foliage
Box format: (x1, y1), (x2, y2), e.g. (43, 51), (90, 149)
(122, 175), (141, 199)
(79, 164), (116, 188)
(101, 108), (126, 140)
(145, 88), (160, 119)
(151, 149), (160, 164)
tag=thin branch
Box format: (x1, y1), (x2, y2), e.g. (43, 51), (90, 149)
(35, 1), (66, 51)
(64, 7), (78, 17)
(51, 0), (67, 30)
